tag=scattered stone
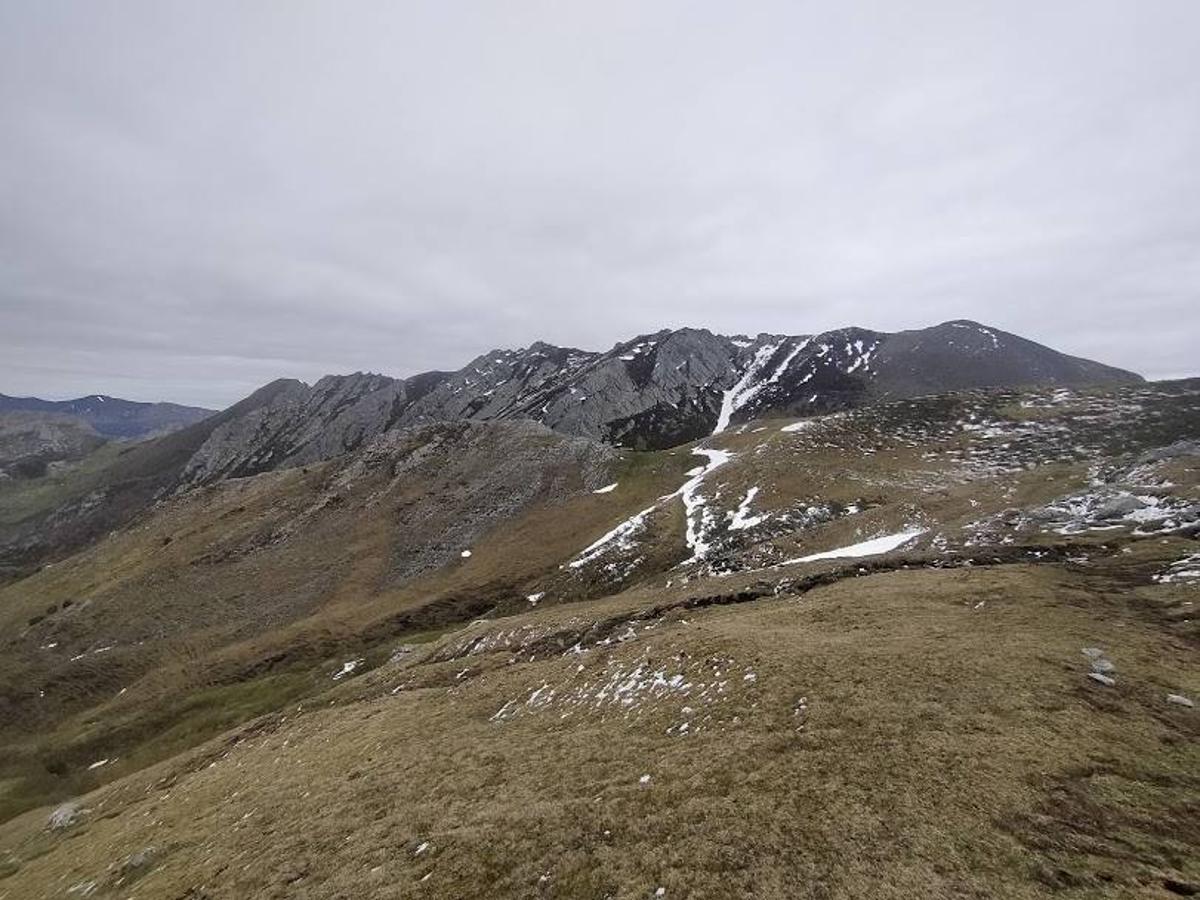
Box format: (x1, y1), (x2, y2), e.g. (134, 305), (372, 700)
(1166, 694), (1194, 708)
(1080, 647), (1117, 679)
(119, 846), (161, 877)
(639, 774), (652, 785)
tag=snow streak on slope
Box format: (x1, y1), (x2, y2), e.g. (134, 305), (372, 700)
(713, 344), (780, 434)
(710, 340), (816, 434)
(568, 447), (732, 568)
(712, 338), (812, 434)
(567, 504), (659, 569)
(680, 448), (733, 561)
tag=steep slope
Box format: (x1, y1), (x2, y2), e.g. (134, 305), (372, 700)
(0, 419), (627, 816)
(0, 379), (1195, 898)
(0, 393), (213, 440)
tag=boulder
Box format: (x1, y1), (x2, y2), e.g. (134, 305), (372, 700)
(1094, 495), (1146, 520)
(47, 802), (80, 830)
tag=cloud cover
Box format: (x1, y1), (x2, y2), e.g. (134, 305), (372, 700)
(1, 1), (1197, 408)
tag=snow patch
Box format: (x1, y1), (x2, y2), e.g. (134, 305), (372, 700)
(728, 486), (767, 530)
(784, 529), (925, 564)
(1155, 552), (1200, 584)
(333, 658), (364, 680)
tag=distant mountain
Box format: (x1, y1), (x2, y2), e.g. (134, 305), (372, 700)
(180, 319), (1141, 483)
(0, 393), (214, 439)
(0, 412), (106, 479)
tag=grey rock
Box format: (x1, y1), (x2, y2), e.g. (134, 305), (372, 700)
(48, 801), (80, 830)
(120, 846), (161, 875)
(1087, 672), (1117, 687)
(1138, 440), (1200, 464)
(1094, 495), (1147, 519)
(1166, 693), (1194, 708)
(332, 421), (617, 584)
(1027, 507), (1061, 523)
(181, 373), (408, 484)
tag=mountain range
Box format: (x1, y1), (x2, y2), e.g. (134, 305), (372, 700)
(179, 319), (1139, 484)
(0, 393), (213, 440)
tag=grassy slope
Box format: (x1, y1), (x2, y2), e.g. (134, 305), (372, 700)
(0, 554), (1195, 898)
(0, 425), (693, 824)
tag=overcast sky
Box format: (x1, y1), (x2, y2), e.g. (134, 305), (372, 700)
(2, 1), (1198, 408)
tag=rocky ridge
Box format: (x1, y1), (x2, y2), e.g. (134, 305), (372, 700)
(181, 319), (1140, 484)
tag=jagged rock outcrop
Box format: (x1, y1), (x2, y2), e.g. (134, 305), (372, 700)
(180, 374), (412, 484)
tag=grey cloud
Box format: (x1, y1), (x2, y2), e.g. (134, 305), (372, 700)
(2, 1), (1198, 408)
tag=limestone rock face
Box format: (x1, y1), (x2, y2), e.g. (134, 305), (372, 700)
(180, 373), (411, 484)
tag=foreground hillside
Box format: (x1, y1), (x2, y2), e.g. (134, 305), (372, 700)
(0, 379), (1196, 897)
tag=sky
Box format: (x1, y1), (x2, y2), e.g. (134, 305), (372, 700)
(1, 1), (1198, 409)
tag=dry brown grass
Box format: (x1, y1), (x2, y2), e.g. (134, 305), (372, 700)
(0, 557), (1195, 898)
